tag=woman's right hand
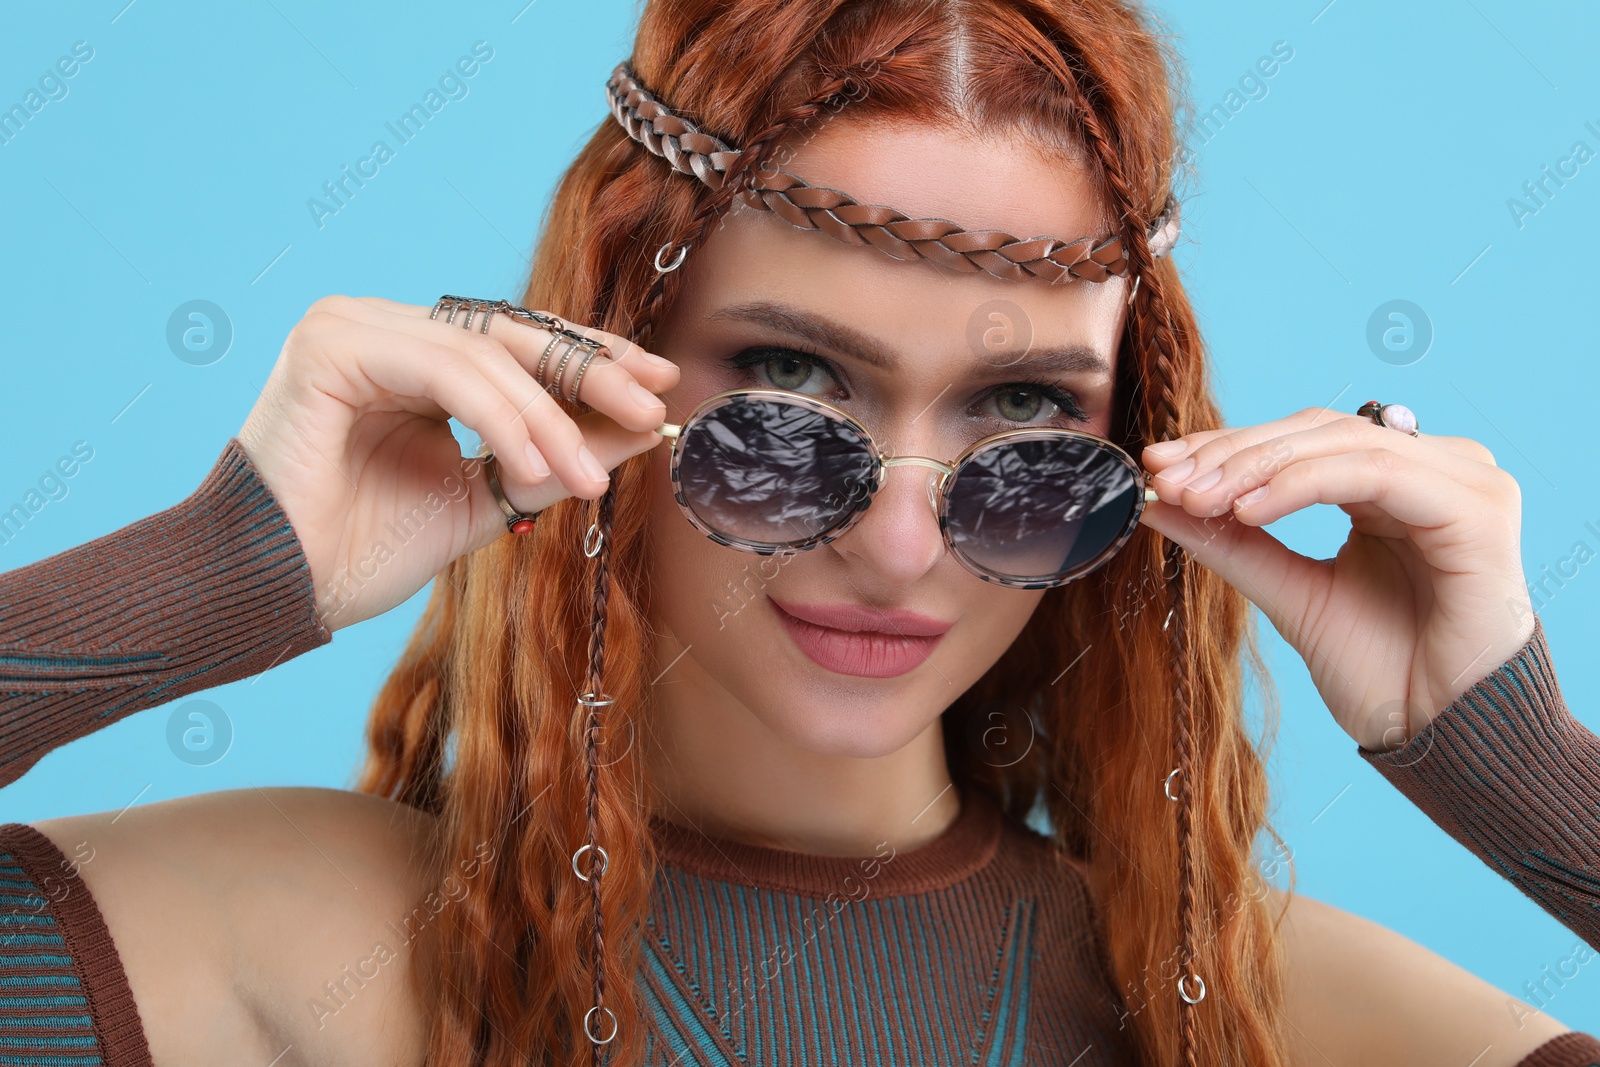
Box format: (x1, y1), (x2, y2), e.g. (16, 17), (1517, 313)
(235, 295), (677, 631)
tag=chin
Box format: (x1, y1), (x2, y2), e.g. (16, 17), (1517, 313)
(738, 667), (946, 758)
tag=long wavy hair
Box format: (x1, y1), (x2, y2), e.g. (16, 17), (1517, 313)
(355, 1), (1295, 1064)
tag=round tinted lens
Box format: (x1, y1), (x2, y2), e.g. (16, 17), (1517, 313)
(675, 394), (877, 548)
(943, 435), (1141, 584)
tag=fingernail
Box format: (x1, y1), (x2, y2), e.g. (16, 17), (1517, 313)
(1146, 439), (1187, 456)
(627, 380), (665, 410)
(1234, 484), (1269, 508)
(1186, 467), (1222, 493)
(641, 351), (676, 370)
(1157, 457), (1196, 483)
(524, 441), (550, 478)
(576, 444), (609, 483)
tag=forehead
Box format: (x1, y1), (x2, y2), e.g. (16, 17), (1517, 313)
(666, 119), (1129, 372)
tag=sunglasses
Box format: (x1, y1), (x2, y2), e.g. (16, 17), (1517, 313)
(655, 388), (1160, 590)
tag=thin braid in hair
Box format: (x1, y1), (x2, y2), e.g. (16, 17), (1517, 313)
(581, 481), (615, 1066)
(580, 71), (882, 1054)
(1052, 51), (1203, 1067)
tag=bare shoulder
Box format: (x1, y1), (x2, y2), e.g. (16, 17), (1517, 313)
(31, 786), (443, 1067)
(1271, 887), (1577, 1066)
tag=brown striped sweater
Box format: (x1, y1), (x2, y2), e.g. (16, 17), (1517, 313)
(1, 437), (1598, 1066)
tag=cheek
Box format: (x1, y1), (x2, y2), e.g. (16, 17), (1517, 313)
(644, 443), (754, 638)
(957, 586), (1046, 671)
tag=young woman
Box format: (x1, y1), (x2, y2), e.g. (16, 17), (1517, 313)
(3, 1), (1599, 1065)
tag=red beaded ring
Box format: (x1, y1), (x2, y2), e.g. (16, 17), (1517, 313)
(480, 448), (539, 535)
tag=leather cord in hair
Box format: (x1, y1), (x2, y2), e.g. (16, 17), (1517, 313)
(1165, 541), (1200, 1067)
(582, 486), (617, 1065)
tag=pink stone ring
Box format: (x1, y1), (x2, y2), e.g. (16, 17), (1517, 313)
(1356, 400), (1420, 437)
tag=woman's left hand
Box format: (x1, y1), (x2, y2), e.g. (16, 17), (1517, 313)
(1135, 405), (1536, 753)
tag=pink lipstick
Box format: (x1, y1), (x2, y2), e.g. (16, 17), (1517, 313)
(768, 596), (951, 678)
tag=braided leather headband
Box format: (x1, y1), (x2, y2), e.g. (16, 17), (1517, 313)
(605, 61), (1180, 284)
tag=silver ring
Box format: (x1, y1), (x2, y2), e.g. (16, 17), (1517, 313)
(1356, 400), (1420, 437)
(549, 338), (582, 396)
(655, 241), (689, 272)
(1178, 973), (1206, 1004)
(535, 333), (563, 387)
(431, 295), (507, 333)
(573, 843), (609, 882)
(566, 344), (606, 404)
(584, 522), (605, 558)
(1163, 767), (1182, 802)
(584, 1005), (618, 1045)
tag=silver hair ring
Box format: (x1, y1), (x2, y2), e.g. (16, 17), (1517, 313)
(1164, 767), (1183, 801)
(577, 692), (632, 768)
(573, 843), (609, 882)
(584, 522), (605, 558)
(655, 241), (689, 272)
(585, 1005), (619, 1045)
(1178, 973), (1206, 1004)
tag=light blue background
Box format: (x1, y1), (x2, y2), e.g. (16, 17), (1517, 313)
(2, 0), (1596, 1033)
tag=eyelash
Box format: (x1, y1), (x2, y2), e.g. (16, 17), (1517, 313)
(720, 343), (1092, 426)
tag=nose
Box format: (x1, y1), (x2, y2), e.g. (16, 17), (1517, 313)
(829, 456), (949, 586)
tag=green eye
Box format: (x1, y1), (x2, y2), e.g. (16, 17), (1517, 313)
(723, 347), (839, 397)
(764, 355), (818, 392)
(994, 388), (1048, 423)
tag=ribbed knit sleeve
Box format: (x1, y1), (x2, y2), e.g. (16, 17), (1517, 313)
(0, 437), (331, 789)
(1359, 614), (1600, 951)
(1516, 1031), (1600, 1067)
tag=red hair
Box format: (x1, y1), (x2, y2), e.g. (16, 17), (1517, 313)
(357, 1), (1294, 1064)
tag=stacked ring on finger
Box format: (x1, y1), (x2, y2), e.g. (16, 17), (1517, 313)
(535, 329), (609, 404)
(431, 295), (612, 405)
(431, 294), (512, 333)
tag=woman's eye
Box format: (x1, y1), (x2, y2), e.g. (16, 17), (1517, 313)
(992, 387), (1049, 423)
(984, 384), (1088, 425)
(725, 348), (840, 396)
(763, 355), (825, 392)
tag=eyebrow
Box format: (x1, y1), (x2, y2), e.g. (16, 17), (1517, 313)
(704, 299), (1113, 379)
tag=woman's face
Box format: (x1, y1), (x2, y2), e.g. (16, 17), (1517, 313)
(644, 119), (1128, 766)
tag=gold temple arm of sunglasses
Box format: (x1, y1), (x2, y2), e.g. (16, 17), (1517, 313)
(660, 419), (1162, 503)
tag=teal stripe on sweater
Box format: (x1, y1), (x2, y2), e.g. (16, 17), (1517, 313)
(0, 956), (71, 968)
(0, 934), (65, 948)
(0, 1053), (104, 1066)
(0, 1034), (98, 1048)
(0, 1018), (91, 1031)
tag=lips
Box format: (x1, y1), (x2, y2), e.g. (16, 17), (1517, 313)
(767, 596), (952, 678)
